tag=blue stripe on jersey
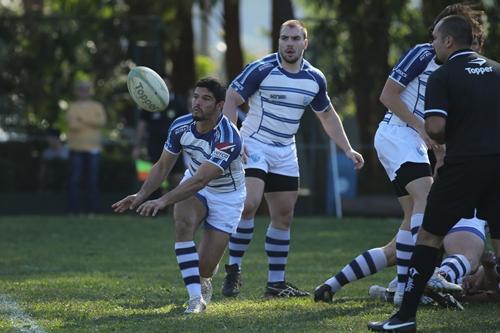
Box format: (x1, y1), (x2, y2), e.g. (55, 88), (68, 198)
(184, 145), (211, 158)
(399, 44), (432, 71)
(237, 54), (277, 85)
(170, 114), (194, 129)
(263, 111), (300, 124)
(260, 86), (317, 97)
(262, 96), (303, 109)
(260, 126), (294, 138)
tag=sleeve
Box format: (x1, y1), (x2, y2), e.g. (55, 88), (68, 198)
(208, 125), (242, 171)
(309, 69), (332, 112)
(389, 45), (434, 87)
(230, 59), (274, 100)
(424, 70), (448, 119)
(164, 123), (184, 155)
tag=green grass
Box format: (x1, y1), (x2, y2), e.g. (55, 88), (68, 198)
(0, 215), (498, 332)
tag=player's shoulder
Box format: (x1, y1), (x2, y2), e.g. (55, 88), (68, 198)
(302, 59), (327, 82)
(215, 116), (241, 143)
(170, 114), (193, 132)
(246, 53), (280, 73)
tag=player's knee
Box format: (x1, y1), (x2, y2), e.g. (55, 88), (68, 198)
(383, 244), (397, 266)
(242, 199), (260, 217)
(174, 218), (196, 240)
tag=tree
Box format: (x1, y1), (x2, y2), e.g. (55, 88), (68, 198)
(223, 0), (243, 82)
(272, 0), (294, 51)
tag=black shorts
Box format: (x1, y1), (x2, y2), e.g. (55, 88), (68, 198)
(245, 168), (299, 192)
(392, 162), (432, 197)
(422, 155), (500, 238)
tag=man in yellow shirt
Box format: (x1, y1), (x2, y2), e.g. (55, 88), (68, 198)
(67, 80), (107, 215)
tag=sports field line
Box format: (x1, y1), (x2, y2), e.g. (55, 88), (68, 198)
(0, 294), (46, 333)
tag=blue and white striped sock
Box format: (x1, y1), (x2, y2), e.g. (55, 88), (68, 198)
(439, 254), (471, 284)
(265, 225), (290, 284)
(410, 213), (424, 242)
(228, 218), (254, 269)
(325, 247), (387, 292)
(175, 241), (201, 299)
(396, 229), (415, 295)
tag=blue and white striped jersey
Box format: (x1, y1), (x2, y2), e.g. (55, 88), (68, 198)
(164, 114), (245, 193)
(231, 53), (332, 146)
(382, 43), (439, 126)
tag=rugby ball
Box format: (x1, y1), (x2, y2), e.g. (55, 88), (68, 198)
(127, 66), (170, 112)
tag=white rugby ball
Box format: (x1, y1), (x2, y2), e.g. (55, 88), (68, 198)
(127, 66), (170, 112)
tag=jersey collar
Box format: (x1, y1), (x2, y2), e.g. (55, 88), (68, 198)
(448, 48), (475, 61)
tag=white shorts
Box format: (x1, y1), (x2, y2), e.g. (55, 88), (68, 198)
(180, 172), (245, 235)
(243, 136), (299, 177)
(448, 217), (486, 241)
(374, 124), (429, 181)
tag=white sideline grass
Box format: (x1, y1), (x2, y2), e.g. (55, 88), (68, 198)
(0, 294), (46, 333)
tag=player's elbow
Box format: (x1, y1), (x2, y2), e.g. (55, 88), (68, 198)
(425, 124), (445, 144)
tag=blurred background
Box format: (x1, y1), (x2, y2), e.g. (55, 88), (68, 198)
(1, 0), (499, 216)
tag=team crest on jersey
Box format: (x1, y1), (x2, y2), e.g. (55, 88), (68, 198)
(249, 153), (261, 162)
(416, 146), (426, 156)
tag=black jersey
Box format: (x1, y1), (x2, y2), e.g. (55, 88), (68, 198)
(424, 49), (500, 162)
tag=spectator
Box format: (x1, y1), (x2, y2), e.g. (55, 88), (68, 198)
(66, 80), (107, 215)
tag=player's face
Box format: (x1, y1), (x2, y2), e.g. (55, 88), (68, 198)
(191, 87), (219, 121)
(431, 24), (448, 63)
(278, 25), (308, 64)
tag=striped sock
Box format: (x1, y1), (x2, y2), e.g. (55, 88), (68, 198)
(410, 213), (424, 242)
(265, 225), (290, 284)
(175, 241), (201, 299)
(396, 229), (415, 294)
(439, 254), (471, 284)
(228, 218), (254, 269)
(324, 247), (387, 292)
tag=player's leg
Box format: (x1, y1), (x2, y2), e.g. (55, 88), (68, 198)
(223, 137), (268, 297)
(262, 177), (309, 297)
(173, 195), (207, 313)
(394, 193), (416, 305)
(222, 173), (265, 297)
(200, 186), (245, 303)
(440, 218), (486, 284)
(198, 228), (230, 304)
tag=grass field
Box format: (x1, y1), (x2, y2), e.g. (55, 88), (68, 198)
(0, 215), (499, 332)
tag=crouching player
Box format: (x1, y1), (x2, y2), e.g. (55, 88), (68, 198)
(113, 77), (245, 314)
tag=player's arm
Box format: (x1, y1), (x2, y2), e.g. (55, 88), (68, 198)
(424, 70), (448, 145)
(315, 106), (364, 170)
(112, 150), (178, 213)
(380, 78), (426, 131)
(425, 116), (446, 144)
(222, 87), (245, 124)
(136, 162), (223, 217)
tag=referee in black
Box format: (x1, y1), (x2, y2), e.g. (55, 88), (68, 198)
(368, 14), (500, 333)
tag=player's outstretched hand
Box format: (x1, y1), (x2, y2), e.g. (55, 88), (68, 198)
(346, 149), (364, 170)
(112, 194), (143, 213)
(136, 198), (167, 217)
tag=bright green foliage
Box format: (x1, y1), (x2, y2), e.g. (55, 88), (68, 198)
(0, 215), (499, 332)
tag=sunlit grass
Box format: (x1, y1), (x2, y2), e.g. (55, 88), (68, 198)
(0, 215), (498, 332)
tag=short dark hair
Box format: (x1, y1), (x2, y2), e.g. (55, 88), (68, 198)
(430, 3), (486, 49)
(436, 15), (473, 47)
(195, 77), (226, 103)
(280, 19), (308, 39)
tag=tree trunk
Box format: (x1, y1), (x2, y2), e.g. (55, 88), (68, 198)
(223, 0), (244, 82)
(272, 0), (294, 51)
(172, 1), (196, 98)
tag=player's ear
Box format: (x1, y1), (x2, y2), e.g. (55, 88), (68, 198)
(216, 100), (224, 111)
(304, 38), (308, 50)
